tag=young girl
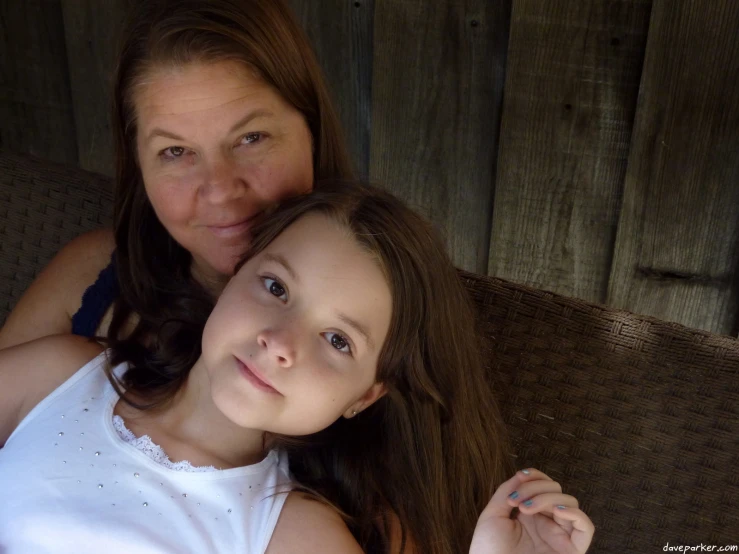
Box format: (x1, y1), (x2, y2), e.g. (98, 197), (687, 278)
(0, 183), (593, 553)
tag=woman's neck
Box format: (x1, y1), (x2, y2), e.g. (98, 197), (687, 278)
(190, 257), (230, 297)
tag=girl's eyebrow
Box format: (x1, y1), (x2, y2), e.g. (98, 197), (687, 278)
(336, 312), (374, 351)
(263, 253), (299, 283)
(263, 252), (374, 350)
(145, 109), (275, 144)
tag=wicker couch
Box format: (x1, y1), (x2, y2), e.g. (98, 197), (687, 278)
(1, 150), (737, 552)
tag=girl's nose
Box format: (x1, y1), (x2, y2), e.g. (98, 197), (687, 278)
(257, 328), (296, 368)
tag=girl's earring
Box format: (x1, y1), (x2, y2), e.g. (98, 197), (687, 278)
(352, 409), (358, 417)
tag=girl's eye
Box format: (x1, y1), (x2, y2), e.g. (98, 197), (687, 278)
(262, 277), (287, 301)
(324, 332), (352, 356)
(159, 146), (187, 161)
(240, 133), (262, 145)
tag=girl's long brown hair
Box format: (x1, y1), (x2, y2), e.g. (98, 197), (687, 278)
(109, 182), (512, 553)
(107, 0), (354, 372)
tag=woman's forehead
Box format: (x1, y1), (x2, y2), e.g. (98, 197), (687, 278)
(132, 61), (288, 126)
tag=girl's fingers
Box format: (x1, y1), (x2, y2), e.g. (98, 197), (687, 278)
(479, 468), (555, 520)
(551, 507), (596, 553)
(506, 480), (564, 507)
(481, 468), (594, 554)
(515, 468), (556, 483)
(514, 492), (579, 514)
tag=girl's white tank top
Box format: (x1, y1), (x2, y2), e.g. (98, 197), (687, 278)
(0, 351), (291, 553)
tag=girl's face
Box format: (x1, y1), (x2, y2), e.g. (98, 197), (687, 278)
(200, 213), (392, 435)
(134, 60), (314, 278)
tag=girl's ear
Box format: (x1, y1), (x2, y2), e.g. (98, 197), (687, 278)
(344, 382), (387, 418)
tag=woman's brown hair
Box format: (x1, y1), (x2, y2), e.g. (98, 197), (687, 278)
(109, 181), (512, 553)
(107, 0), (355, 367)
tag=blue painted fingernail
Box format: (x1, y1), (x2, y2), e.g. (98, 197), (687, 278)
(508, 491), (519, 499)
(556, 505), (567, 510)
(521, 469), (531, 474)
(523, 499), (533, 507)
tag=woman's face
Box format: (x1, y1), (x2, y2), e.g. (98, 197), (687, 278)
(200, 212), (392, 436)
(134, 60), (314, 278)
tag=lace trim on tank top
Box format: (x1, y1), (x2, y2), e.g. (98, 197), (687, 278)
(112, 415), (218, 473)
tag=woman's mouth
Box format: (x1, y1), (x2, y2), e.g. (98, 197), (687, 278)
(207, 213), (261, 239)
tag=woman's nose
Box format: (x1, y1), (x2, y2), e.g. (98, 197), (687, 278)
(257, 328), (296, 368)
(201, 156), (247, 204)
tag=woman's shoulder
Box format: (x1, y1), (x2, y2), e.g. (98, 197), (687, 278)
(0, 228), (115, 349)
(32, 228), (115, 294)
(54, 228), (116, 288)
(264, 492), (363, 554)
(0, 335), (104, 445)
(55, 228), (117, 318)
(4, 335), (105, 401)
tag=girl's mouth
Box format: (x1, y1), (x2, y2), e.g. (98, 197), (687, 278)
(235, 357), (281, 395)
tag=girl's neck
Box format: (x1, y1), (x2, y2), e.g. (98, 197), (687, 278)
(116, 357), (268, 470)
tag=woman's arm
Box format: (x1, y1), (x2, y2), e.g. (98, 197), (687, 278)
(0, 334), (104, 446)
(267, 496), (417, 554)
(265, 493), (364, 554)
(0, 229), (115, 350)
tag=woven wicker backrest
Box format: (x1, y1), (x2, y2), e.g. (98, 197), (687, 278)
(0, 152), (114, 324)
(460, 270), (738, 552)
(1, 151), (737, 551)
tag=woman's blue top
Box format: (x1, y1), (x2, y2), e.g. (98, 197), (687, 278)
(70, 253), (119, 337)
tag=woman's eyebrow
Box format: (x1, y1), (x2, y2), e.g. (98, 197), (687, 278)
(228, 109), (274, 133)
(145, 109), (275, 144)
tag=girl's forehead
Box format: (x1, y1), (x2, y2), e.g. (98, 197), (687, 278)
(256, 214), (376, 281)
(267, 213), (349, 256)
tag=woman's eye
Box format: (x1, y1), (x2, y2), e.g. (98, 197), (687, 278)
(160, 146), (186, 160)
(240, 133), (262, 146)
(262, 277), (287, 301)
(324, 332), (352, 355)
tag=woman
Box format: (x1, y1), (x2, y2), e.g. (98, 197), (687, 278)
(0, 0), (351, 349)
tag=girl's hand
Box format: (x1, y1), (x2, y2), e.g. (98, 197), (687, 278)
(469, 468), (594, 554)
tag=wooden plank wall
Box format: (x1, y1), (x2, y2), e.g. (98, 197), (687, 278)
(0, 0), (78, 165)
(370, 0), (511, 273)
(488, 0), (652, 302)
(288, 0), (374, 179)
(2, 0), (739, 335)
(61, 0), (128, 176)
(607, 0), (739, 334)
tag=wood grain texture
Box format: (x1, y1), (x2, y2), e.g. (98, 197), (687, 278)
(0, 0), (78, 165)
(607, 0), (739, 335)
(488, 0), (652, 302)
(370, 0), (511, 273)
(288, 0), (374, 179)
(61, 0), (128, 176)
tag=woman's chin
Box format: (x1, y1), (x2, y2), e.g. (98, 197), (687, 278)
(191, 251), (242, 286)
